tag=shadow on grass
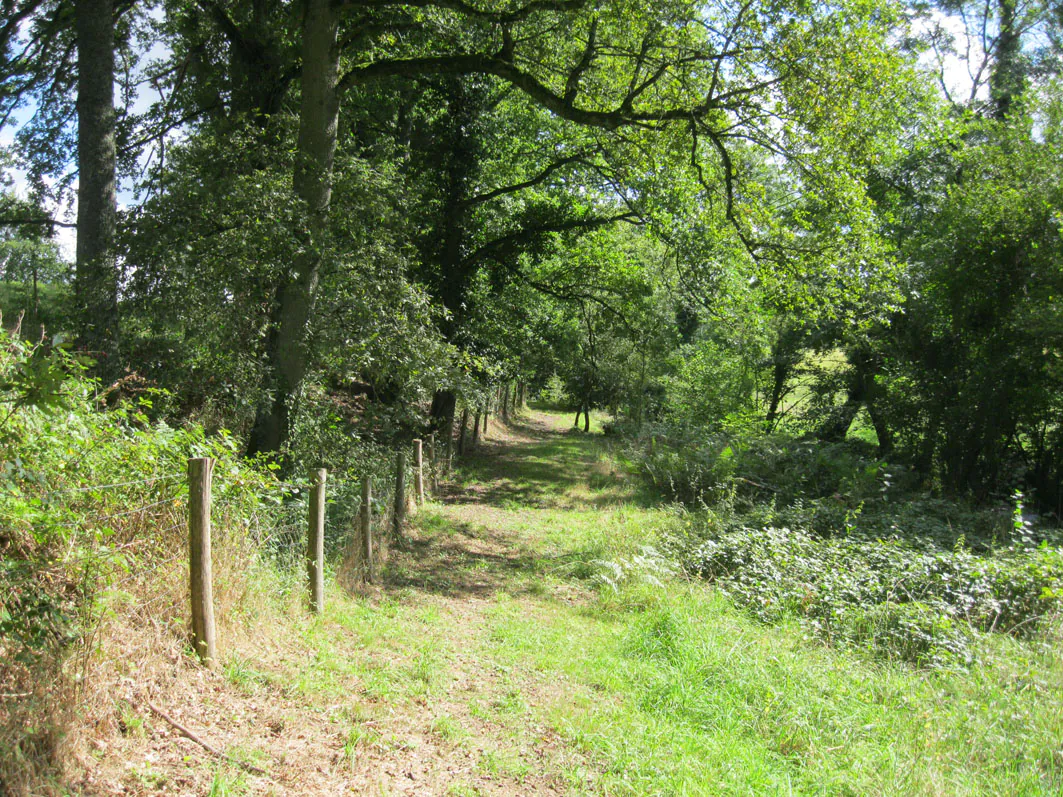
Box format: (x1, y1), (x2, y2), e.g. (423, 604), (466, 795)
(355, 411), (651, 599)
(381, 517), (593, 598)
(446, 415), (643, 509)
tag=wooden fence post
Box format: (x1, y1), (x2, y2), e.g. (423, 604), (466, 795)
(429, 433), (438, 493)
(308, 468), (326, 614)
(188, 457), (217, 668)
(393, 449), (407, 538)
(414, 438), (425, 505)
(360, 476), (373, 584)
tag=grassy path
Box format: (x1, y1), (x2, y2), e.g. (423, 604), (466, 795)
(92, 410), (645, 795)
(87, 409), (1062, 795)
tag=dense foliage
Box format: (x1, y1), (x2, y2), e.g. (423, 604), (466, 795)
(2, 0), (1063, 784)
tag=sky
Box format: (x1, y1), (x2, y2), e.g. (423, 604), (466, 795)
(1, 15), (170, 262)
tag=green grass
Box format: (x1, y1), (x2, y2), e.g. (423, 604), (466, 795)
(479, 582), (1062, 794)
(223, 653), (274, 694)
(431, 713), (467, 742)
(194, 408), (1063, 794)
(440, 409), (1063, 794)
(207, 765), (247, 796)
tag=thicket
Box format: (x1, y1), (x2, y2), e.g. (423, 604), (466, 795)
(624, 429), (1063, 667)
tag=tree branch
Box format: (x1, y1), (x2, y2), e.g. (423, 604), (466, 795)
(0, 216), (77, 229)
(340, 52), (724, 130)
(339, 0), (588, 25)
(462, 210), (636, 267)
(458, 151), (594, 208)
(563, 17), (598, 104)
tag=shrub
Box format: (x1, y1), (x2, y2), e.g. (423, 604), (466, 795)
(537, 373), (571, 408)
(626, 421), (1063, 665)
(633, 430), (893, 510)
(678, 519), (1063, 666)
(0, 329), (280, 789)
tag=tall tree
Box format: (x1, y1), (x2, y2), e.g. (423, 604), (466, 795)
(247, 0), (340, 455)
(75, 0), (120, 363)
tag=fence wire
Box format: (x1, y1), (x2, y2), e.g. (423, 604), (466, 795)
(47, 474), (184, 494)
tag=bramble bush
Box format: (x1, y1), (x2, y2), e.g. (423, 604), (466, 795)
(676, 520), (1063, 666)
(632, 430), (1063, 666)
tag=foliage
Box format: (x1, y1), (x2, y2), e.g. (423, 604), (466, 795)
(868, 86), (1063, 506)
(0, 326), (282, 785)
(631, 426), (1063, 666)
(679, 518), (1063, 666)
(536, 374), (570, 408)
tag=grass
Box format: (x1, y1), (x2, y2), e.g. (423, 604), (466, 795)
(59, 407), (1063, 794)
(482, 583), (1062, 794)
(417, 409), (1063, 794)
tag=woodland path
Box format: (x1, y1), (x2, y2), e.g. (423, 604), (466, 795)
(89, 409), (644, 795)
(83, 410), (1063, 796)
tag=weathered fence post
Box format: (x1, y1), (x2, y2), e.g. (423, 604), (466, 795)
(414, 438), (425, 505)
(442, 422), (453, 475)
(360, 476), (373, 584)
(307, 468), (326, 614)
(429, 432), (438, 493)
(393, 448), (407, 538)
(188, 457), (217, 668)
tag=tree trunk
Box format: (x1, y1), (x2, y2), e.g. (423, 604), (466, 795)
(430, 389), (456, 466)
(817, 380), (864, 442)
(472, 411), (481, 448)
(990, 0), (1023, 119)
(861, 364), (893, 457)
(30, 264), (39, 332)
(430, 390), (456, 435)
(583, 398), (590, 432)
(76, 0), (120, 368)
(392, 448), (406, 542)
(765, 354), (793, 431)
(248, 0), (340, 457)
(458, 407), (469, 455)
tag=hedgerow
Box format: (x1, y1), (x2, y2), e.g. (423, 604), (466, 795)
(0, 327), (281, 790)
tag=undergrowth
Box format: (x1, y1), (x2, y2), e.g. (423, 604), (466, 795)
(0, 328), (287, 792)
(624, 427), (1063, 666)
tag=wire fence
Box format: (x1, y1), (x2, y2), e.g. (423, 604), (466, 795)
(46, 474), (184, 494)
(4, 433), (457, 670)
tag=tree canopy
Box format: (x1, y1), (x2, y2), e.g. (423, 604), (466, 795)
(0, 0), (1060, 506)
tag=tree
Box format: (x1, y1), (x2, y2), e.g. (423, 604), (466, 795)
(75, 0), (120, 364)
